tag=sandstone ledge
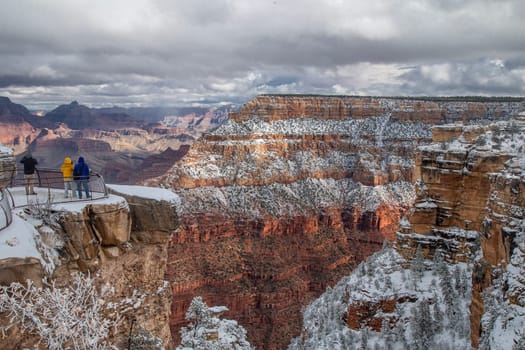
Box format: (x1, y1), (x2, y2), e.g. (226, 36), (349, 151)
(0, 185), (178, 349)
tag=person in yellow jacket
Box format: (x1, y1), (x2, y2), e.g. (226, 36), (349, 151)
(60, 157), (76, 198)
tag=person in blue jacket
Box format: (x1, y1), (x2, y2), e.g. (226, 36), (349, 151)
(73, 156), (90, 199)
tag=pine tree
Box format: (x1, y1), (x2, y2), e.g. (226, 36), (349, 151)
(347, 330), (355, 348)
(382, 318), (394, 350)
(393, 318), (405, 343)
(453, 266), (463, 295)
(410, 245), (425, 284)
(432, 293), (443, 332)
(186, 296), (212, 328)
(411, 299), (434, 350)
(513, 330), (525, 350)
(439, 265), (461, 330)
(361, 264), (368, 277)
(432, 249), (446, 277)
(360, 327), (369, 350)
(385, 275), (393, 291)
(338, 332), (347, 350)
(178, 296), (253, 350)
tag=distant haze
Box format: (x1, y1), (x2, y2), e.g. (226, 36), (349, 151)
(0, 0), (524, 110)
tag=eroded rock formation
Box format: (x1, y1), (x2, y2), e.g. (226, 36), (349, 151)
(0, 97), (223, 184)
(148, 95), (524, 349)
(0, 96), (40, 155)
(395, 117), (525, 347)
(289, 112), (524, 350)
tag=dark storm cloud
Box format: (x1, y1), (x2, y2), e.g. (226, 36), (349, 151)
(0, 0), (524, 109)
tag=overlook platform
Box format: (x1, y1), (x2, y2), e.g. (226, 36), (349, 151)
(0, 167), (108, 232)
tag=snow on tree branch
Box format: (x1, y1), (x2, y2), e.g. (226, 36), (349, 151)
(178, 296), (253, 350)
(0, 273), (120, 350)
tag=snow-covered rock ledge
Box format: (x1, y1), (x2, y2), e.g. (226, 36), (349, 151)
(107, 184), (180, 243)
(0, 189), (132, 283)
(0, 184), (180, 286)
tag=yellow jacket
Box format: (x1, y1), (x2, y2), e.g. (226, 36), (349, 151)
(61, 157), (74, 180)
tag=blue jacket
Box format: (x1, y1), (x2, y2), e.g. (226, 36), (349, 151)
(73, 157), (90, 181)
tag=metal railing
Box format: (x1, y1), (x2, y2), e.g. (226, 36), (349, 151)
(0, 166), (109, 231)
(10, 168), (108, 199)
(0, 189), (12, 231)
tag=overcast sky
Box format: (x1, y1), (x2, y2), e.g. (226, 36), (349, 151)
(0, 0), (524, 110)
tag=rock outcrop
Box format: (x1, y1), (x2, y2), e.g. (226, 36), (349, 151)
(56, 199), (131, 272)
(0, 183), (180, 349)
(97, 187), (180, 348)
(329, 116), (524, 349)
(395, 117), (525, 347)
(0, 97), (40, 155)
(148, 95), (524, 349)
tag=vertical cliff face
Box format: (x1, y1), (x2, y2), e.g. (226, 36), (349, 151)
(397, 116), (525, 348)
(290, 113), (524, 350)
(148, 95), (523, 349)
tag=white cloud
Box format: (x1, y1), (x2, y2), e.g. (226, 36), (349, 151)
(29, 65), (63, 80)
(421, 64), (452, 84)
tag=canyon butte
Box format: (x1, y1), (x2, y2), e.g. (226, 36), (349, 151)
(147, 95), (524, 349)
(0, 94), (524, 349)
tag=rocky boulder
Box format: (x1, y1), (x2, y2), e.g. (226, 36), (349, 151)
(107, 185), (180, 243)
(58, 199), (131, 272)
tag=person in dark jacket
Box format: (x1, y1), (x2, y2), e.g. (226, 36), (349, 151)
(73, 156), (90, 199)
(20, 152), (38, 195)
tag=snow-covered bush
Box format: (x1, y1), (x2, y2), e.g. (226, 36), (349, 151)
(178, 296), (253, 350)
(129, 327), (165, 350)
(0, 273), (120, 350)
(25, 195), (62, 227)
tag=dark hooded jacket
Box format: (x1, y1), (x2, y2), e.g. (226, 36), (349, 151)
(20, 154), (38, 175)
(73, 157), (90, 181)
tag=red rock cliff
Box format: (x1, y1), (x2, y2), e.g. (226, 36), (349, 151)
(147, 95), (523, 349)
(396, 115), (525, 348)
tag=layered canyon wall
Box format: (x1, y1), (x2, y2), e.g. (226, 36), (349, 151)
(148, 95), (523, 349)
(394, 116), (525, 347)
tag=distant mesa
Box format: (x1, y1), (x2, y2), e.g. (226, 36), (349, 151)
(0, 95), (230, 184)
